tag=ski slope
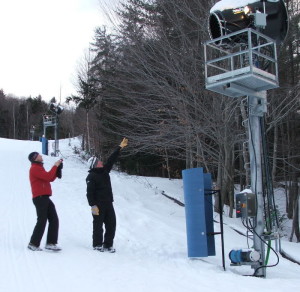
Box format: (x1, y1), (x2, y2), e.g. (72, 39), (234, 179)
(0, 137), (299, 292)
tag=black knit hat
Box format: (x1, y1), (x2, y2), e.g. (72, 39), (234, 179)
(28, 152), (39, 162)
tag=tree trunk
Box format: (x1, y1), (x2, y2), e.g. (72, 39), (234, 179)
(185, 129), (193, 169)
(81, 134), (85, 151)
(12, 104), (16, 139)
(290, 191), (300, 242)
(196, 133), (209, 172)
(164, 147), (171, 179)
(214, 151), (222, 213)
(86, 111), (91, 154)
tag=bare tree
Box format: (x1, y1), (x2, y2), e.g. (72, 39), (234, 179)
(66, 50), (98, 154)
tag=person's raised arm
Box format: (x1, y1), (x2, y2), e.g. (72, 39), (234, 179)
(104, 138), (128, 172)
(31, 160), (61, 182)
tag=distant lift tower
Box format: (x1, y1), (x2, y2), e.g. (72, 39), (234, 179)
(204, 0), (288, 277)
(43, 103), (64, 157)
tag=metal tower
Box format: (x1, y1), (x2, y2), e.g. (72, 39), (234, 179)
(204, 0), (288, 277)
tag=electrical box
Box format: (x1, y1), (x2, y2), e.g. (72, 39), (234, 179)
(235, 192), (257, 218)
(254, 12), (267, 28)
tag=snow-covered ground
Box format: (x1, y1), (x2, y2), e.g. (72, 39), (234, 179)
(0, 137), (299, 292)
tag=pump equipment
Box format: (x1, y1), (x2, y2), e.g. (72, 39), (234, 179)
(229, 249), (261, 265)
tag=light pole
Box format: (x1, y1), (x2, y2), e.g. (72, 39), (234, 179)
(49, 103), (64, 157)
(30, 125), (35, 141)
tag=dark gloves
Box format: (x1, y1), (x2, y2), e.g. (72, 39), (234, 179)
(56, 161), (63, 179)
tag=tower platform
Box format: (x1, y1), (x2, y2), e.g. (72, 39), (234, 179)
(204, 28), (278, 98)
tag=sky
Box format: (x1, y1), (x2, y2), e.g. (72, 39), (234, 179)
(0, 136), (300, 292)
(0, 0), (119, 102)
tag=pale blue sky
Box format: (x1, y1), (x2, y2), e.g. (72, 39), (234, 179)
(0, 0), (119, 101)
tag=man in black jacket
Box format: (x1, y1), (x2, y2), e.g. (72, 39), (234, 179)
(86, 138), (128, 252)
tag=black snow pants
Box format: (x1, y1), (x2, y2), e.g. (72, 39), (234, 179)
(30, 195), (59, 247)
(92, 201), (116, 248)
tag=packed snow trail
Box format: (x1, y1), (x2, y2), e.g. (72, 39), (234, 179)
(0, 137), (300, 292)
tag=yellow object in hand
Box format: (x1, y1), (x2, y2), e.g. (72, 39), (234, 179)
(91, 205), (99, 215)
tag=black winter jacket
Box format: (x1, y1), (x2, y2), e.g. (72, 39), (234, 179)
(86, 147), (121, 206)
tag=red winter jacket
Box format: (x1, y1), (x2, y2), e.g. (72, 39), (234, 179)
(29, 162), (58, 198)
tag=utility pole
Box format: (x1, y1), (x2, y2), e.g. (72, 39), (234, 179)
(248, 93), (267, 277)
(43, 103), (64, 157)
(54, 111), (59, 156)
(30, 125), (35, 141)
(49, 103), (64, 157)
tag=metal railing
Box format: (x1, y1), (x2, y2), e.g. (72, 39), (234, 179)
(204, 28), (278, 98)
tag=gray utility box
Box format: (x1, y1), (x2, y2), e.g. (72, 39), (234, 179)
(235, 192), (257, 218)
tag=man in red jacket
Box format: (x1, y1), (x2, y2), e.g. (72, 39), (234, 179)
(28, 151), (63, 251)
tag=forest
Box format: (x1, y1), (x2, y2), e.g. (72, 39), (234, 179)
(0, 0), (299, 234)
